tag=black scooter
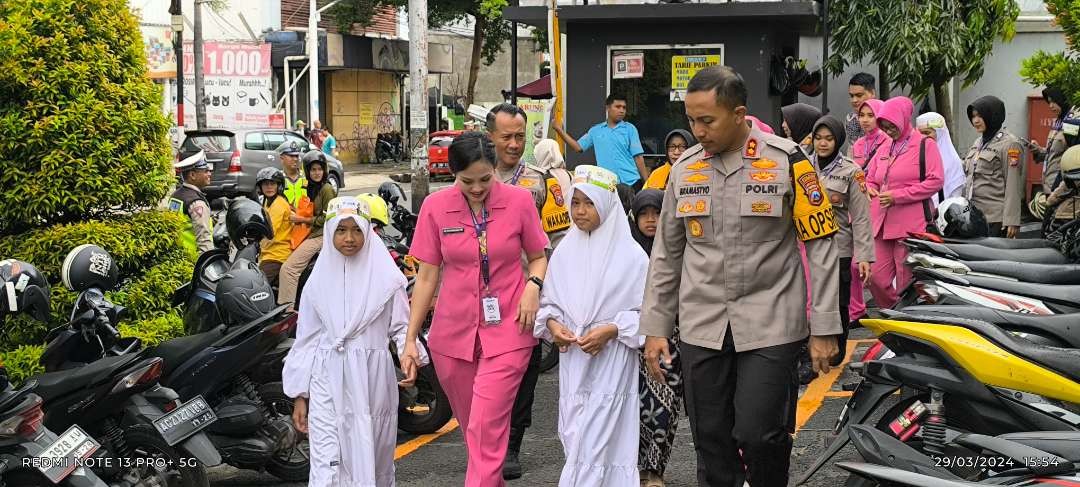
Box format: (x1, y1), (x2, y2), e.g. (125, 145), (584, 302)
(33, 287), (221, 487)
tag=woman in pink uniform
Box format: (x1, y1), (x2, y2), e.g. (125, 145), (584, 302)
(848, 98), (889, 320)
(401, 131), (549, 487)
(865, 97), (944, 310)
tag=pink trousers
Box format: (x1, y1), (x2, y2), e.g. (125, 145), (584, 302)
(869, 238), (910, 311)
(431, 345), (532, 487)
(849, 259), (866, 320)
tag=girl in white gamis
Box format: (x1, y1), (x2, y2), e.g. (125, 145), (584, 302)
(283, 196), (428, 487)
(535, 165), (647, 487)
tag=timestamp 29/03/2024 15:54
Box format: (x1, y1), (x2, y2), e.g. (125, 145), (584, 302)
(932, 455), (1063, 469)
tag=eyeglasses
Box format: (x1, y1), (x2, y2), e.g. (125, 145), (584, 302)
(667, 145), (688, 151)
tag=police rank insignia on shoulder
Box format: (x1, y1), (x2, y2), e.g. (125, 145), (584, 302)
(791, 159), (838, 242)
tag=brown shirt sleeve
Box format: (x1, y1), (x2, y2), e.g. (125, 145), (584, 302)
(849, 168), (875, 263)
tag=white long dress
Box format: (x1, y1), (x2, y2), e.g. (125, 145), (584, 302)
(536, 308), (642, 487)
(534, 168), (649, 487)
(281, 209), (427, 487)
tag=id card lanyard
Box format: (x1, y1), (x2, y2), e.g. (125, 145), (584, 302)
(466, 196), (501, 325)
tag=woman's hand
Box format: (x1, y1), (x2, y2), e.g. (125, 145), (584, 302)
(858, 261), (872, 285)
(1007, 225), (1019, 239)
(868, 188), (879, 198)
(878, 191), (894, 208)
(399, 340), (421, 387)
(517, 284), (540, 333)
(577, 324), (618, 356)
(547, 319), (577, 352)
(292, 397), (308, 434)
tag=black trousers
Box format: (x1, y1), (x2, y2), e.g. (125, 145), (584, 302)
(682, 331), (801, 487)
(834, 257), (852, 366)
(507, 343), (542, 453)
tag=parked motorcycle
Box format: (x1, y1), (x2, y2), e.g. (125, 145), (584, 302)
(796, 311), (1080, 485)
(31, 246), (222, 487)
(0, 260), (119, 487)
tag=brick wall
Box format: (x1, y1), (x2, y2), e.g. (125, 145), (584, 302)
(280, 1), (397, 37)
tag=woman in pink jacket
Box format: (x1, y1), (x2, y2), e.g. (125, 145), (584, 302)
(865, 96), (944, 310)
(847, 99), (890, 320)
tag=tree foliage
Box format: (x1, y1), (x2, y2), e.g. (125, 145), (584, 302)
(0, 0), (174, 235)
(1020, 0), (1080, 105)
(827, 0), (1019, 102)
(0, 0), (191, 377)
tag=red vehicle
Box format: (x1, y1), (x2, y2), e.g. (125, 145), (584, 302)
(428, 130), (463, 177)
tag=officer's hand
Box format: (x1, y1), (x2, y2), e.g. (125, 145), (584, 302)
(292, 397), (309, 434)
(858, 261), (872, 286)
(878, 191), (894, 208)
(1006, 225), (1019, 239)
(644, 336), (671, 383)
(809, 335), (839, 375)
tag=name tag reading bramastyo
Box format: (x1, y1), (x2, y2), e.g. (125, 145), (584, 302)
(482, 296), (501, 324)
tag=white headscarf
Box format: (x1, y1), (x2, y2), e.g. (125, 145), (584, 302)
(916, 112), (967, 204)
(304, 197), (406, 340)
(543, 166), (648, 329)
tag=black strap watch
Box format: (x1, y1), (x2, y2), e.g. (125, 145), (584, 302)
(527, 276), (544, 292)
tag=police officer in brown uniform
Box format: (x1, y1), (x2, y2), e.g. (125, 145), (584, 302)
(486, 103), (572, 479)
(641, 66), (841, 487)
(963, 96), (1026, 238)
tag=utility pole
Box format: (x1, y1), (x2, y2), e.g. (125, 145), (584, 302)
(409, 0), (430, 211)
(170, 0), (184, 130)
(308, 0), (319, 128)
(193, 0), (207, 129)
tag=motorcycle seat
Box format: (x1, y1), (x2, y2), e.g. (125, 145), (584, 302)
(31, 354), (144, 402)
(941, 243), (1070, 264)
(149, 326), (228, 378)
(942, 237), (1052, 250)
(958, 273), (1080, 307)
(997, 431), (1080, 462)
(963, 260), (1080, 285)
(899, 306), (1080, 348)
(884, 311), (1080, 383)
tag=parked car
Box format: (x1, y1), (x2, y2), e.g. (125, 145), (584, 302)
(178, 128), (346, 199)
(428, 130), (462, 178)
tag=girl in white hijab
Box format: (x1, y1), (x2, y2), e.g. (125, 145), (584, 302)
(916, 112), (967, 205)
(535, 165), (647, 487)
(283, 196), (428, 487)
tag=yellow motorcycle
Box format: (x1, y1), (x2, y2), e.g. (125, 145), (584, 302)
(797, 310), (1080, 485)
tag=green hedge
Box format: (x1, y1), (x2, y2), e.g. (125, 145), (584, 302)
(0, 0), (172, 234)
(0, 211), (194, 353)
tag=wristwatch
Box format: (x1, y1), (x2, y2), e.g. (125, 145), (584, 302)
(527, 276), (544, 292)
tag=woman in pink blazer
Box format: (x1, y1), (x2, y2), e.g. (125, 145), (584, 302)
(847, 99), (890, 321)
(865, 97), (944, 309)
(402, 132), (549, 487)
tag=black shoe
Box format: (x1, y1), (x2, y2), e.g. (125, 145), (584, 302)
(502, 451), (523, 480)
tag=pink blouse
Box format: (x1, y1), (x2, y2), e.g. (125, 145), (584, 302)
(410, 181), (549, 361)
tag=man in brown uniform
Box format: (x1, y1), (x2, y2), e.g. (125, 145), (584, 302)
(487, 103), (571, 479)
(641, 66), (841, 487)
(963, 96), (1026, 238)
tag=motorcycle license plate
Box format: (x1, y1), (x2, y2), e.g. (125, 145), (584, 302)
(34, 425), (101, 484)
(152, 396), (217, 446)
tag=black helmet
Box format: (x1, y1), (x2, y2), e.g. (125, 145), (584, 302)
(378, 181), (407, 206)
(226, 197), (274, 247)
(215, 263), (275, 326)
(255, 167), (285, 192)
(0, 259), (51, 322)
(62, 245), (119, 292)
(937, 197), (989, 238)
(302, 150), (328, 172)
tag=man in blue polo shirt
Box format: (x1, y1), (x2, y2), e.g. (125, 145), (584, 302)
(553, 93), (649, 188)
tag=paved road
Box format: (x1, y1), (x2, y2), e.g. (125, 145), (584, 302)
(208, 329), (880, 486)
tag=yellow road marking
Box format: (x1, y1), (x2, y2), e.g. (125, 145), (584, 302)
(394, 419), (460, 460)
(824, 391), (854, 398)
(795, 339), (861, 432)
